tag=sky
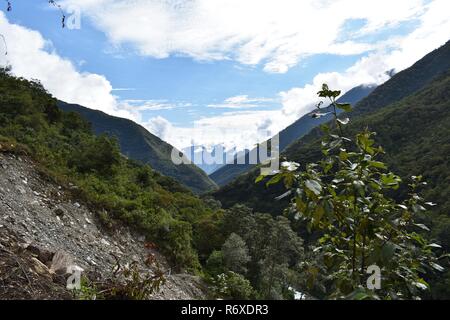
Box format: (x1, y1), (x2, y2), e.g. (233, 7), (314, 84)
(0, 0), (449, 151)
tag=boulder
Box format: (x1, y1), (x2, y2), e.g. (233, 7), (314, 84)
(31, 257), (52, 280)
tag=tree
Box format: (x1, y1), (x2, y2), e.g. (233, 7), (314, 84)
(220, 206), (305, 299)
(222, 233), (251, 275)
(260, 84), (445, 299)
(69, 134), (121, 176)
(212, 271), (255, 300)
(206, 250), (225, 276)
(258, 216), (304, 299)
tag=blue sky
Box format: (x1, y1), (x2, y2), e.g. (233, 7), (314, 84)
(1, 0), (449, 150)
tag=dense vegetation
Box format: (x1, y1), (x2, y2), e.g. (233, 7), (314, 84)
(58, 102), (217, 194)
(1, 41), (449, 300)
(0, 67), (211, 270)
(213, 40), (450, 214)
(0, 67), (305, 299)
(212, 70), (450, 299)
(262, 84), (446, 299)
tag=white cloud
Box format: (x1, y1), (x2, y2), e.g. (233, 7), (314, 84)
(144, 0), (450, 151)
(207, 95), (276, 109)
(2, 0), (450, 153)
(61, 0), (429, 74)
(146, 109), (279, 151)
(0, 11), (137, 121)
(121, 99), (190, 112)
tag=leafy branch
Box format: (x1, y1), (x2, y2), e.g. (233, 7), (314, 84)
(257, 84), (445, 299)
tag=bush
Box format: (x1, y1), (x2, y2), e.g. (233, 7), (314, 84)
(213, 272), (255, 300)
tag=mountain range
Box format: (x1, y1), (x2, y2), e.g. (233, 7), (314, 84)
(58, 102), (217, 194)
(210, 84), (377, 186)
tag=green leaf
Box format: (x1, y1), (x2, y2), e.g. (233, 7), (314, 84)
(266, 174), (283, 187)
(425, 202), (437, 207)
(414, 223), (430, 231)
(255, 175), (265, 183)
(336, 103), (352, 112)
(430, 262), (444, 272)
(426, 243), (442, 249)
(275, 190), (292, 201)
(412, 204), (426, 213)
(368, 161), (387, 169)
(305, 179), (322, 196)
(414, 279), (429, 290)
(313, 205), (325, 227)
(337, 117), (350, 125)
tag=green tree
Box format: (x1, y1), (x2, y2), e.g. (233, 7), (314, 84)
(258, 216), (304, 299)
(206, 250), (225, 276)
(222, 233), (251, 275)
(213, 271), (255, 300)
(69, 134), (121, 176)
(261, 84), (445, 299)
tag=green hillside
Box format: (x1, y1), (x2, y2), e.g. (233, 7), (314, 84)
(58, 102), (217, 194)
(0, 68), (217, 270)
(213, 40), (450, 214)
(0, 68), (310, 299)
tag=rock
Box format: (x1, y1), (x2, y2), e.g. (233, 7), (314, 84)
(85, 217), (92, 224)
(50, 250), (74, 275)
(31, 257), (52, 279)
(100, 239), (110, 246)
(74, 202), (81, 208)
(86, 256), (97, 266)
(54, 208), (65, 217)
(25, 244), (54, 264)
(15, 185), (26, 195)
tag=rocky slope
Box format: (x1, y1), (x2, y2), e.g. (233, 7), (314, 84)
(0, 152), (207, 300)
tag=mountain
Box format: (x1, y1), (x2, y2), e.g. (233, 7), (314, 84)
(212, 40), (450, 216)
(58, 102), (217, 194)
(210, 84), (376, 186)
(183, 145), (231, 175)
(0, 68), (222, 282)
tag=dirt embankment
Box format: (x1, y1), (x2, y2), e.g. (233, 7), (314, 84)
(0, 152), (206, 300)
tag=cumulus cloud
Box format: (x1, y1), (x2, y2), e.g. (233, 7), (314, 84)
(60, 0), (429, 74)
(207, 95), (277, 109)
(2, 0), (450, 153)
(0, 11), (137, 121)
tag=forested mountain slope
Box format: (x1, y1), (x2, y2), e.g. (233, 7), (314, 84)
(213, 40), (450, 214)
(1, 68), (316, 300)
(58, 102), (217, 194)
(212, 71), (450, 286)
(0, 68), (220, 272)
